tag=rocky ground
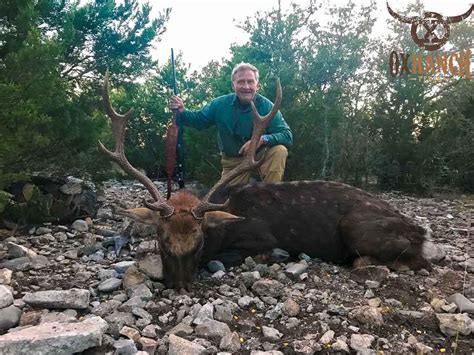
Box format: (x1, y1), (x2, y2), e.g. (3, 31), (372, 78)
(0, 180), (473, 354)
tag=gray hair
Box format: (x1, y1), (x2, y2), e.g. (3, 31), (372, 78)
(231, 63), (259, 82)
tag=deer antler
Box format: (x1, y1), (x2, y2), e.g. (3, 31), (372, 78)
(98, 71), (174, 218)
(191, 79), (282, 219)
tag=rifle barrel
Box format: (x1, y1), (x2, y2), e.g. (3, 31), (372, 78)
(171, 48), (178, 95)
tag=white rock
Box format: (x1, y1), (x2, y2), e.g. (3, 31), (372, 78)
(97, 278), (122, 292)
(219, 331), (241, 352)
(168, 334), (206, 355)
(436, 313), (473, 336)
(195, 320), (231, 339)
(350, 334), (375, 351)
(422, 241), (446, 262)
(285, 260), (308, 277)
(238, 296), (255, 308)
(138, 337), (157, 354)
(332, 339), (350, 352)
(319, 330), (335, 344)
(447, 293), (474, 314)
(138, 254), (163, 280)
(251, 279), (284, 298)
(23, 289), (90, 309)
(349, 306), (383, 325)
(0, 268), (13, 285)
(262, 326), (282, 340)
(193, 303), (214, 325)
(0, 316), (108, 354)
(7, 242), (37, 258)
(39, 311), (76, 324)
(0, 285), (14, 308)
(71, 220), (89, 232)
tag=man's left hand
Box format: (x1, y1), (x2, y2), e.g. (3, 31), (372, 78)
(239, 137), (266, 155)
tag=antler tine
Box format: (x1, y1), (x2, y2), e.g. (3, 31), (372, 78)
(98, 71), (174, 217)
(191, 79), (282, 219)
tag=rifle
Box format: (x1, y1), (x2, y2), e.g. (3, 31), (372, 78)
(164, 48), (185, 199)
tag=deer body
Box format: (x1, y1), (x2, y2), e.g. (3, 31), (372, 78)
(206, 181), (430, 270)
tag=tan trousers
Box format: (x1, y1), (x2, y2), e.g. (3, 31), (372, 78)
(221, 145), (288, 185)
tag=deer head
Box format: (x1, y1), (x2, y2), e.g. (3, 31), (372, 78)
(99, 72), (282, 291)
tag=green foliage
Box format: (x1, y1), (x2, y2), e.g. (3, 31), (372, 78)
(0, 0), (169, 188)
(4, 183), (54, 224)
(416, 82), (474, 191)
(221, 2), (377, 182)
(0, 191), (12, 214)
(1, 0), (472, 194)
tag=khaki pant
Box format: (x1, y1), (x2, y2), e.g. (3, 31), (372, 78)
(221, 145), (288, 185)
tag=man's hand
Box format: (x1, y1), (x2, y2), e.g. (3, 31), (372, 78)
(169, 96), (185, 113)
(238, 136), (266, 155)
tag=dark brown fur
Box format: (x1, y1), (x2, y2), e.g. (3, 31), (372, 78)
(123, 181), (430, 290)
(207, 180), (430, 270)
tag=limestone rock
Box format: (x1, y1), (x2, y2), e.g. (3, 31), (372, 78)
(0, 285), (14, 308)
(350, 334), (375, 352)
(447, 293), (474, 314)
(0, 268), (13, 285)
(7, 242), (37, 258)
(251, 279), (284, 298)
(168, 334), (206, 355)
(195, 320), (231, 339)
(23, 289), (90, 309)
(349, 306), (384, 326)
(219, 331), (241, 352)
(282, 298), (300, 317)
(436, 313), (473, 336)
(0, 305), (22, 331)
(98, 278), (122, 292)
(138, 254), (163, 280)
(0, 316), (108, 354)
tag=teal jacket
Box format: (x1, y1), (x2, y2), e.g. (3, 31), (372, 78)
(178, 94), (293, 157)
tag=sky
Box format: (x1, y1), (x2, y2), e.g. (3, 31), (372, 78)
(149, 0), (473, 70)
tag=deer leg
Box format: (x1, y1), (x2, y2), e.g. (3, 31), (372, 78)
(202, 217), (278, 267)
(352, 255), (380, 268)
(339, 205), (429, 270)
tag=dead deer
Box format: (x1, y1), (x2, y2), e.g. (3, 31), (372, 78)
(99, 73), (430, 291)
(99, 72), (282, 290)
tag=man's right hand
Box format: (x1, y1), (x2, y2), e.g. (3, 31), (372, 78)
(169, 96), (185, 113)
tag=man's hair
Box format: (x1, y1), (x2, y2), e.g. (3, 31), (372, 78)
(231, 63), (259, 82)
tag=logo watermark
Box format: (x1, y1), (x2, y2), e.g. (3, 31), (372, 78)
(387, 2), (473, 79)
(389, 49), (471, 79)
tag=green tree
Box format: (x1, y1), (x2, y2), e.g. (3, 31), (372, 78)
(0, 0), (169, 188)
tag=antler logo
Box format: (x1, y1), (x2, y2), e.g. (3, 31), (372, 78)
(387, 2), (474, 51)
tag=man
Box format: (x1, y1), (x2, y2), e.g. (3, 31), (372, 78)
(169, 63), (292, 185)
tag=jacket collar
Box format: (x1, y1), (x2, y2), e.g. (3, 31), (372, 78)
(231, 94), (261, 110)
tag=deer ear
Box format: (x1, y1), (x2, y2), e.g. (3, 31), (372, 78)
(202, 211), (244, 230)
(117, 208), (163, 225)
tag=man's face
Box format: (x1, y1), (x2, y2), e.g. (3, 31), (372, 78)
(232, 69), (258, 105)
